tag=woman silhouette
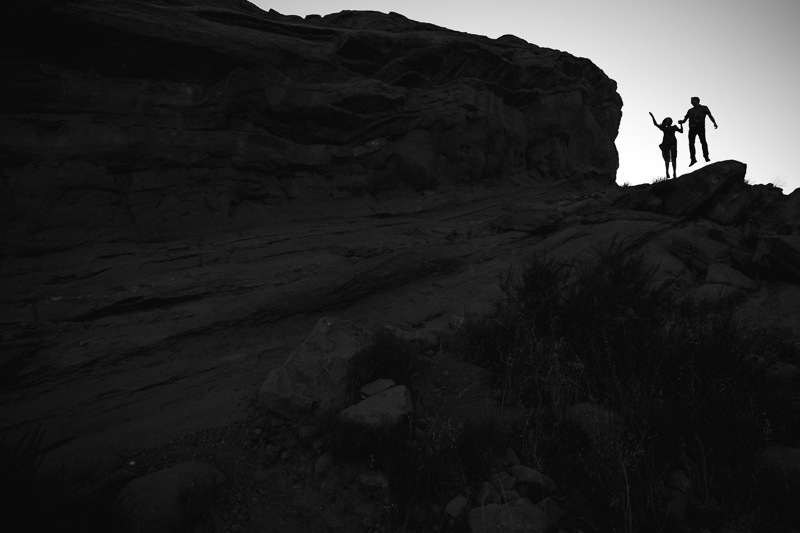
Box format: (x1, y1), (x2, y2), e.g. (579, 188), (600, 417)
(650, 112), (684, 179)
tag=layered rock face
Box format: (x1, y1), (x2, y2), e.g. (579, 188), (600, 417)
(1, 0), (621, 255)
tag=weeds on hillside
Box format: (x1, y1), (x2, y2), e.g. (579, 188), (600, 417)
(0, 426), (110, 532)
(450, 239), (800, 531)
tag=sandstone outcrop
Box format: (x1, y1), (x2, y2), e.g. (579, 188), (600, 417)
(1, 0), (799, 488)
(2, 0), (621, 256)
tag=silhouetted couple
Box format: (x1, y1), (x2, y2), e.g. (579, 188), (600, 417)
(650, 96), (718, 179)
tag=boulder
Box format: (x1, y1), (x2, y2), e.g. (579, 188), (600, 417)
(499, 489), (521, 503)
(692, 283), (743, 302)
(752, 236), (800, 283)
(258, 317), (366, 420)
(705, 263), (757, 291)
(340, 385), (414, 429)
(112, 461), (225, 533)
(445, 493), (468, 518)
(669, 231), (732, 271)
(467, 497), (549, 533)
(621, 160), (747, 219)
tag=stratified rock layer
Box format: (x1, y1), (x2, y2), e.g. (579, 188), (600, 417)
(2, 0), (621, 255)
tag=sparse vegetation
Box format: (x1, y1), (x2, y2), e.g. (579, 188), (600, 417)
(310, 239), (799, 531)
(0, 427), (112, 532)
(445, 239), (800, 531)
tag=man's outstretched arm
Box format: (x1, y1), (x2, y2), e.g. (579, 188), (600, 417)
(707, 108), (718, 129)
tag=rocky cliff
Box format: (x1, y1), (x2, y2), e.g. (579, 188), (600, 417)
(2, 0), (621, 255)
(1, 0), (799, 483)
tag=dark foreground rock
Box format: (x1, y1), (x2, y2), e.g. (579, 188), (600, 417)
(1, 0), (799, 494)
(112, 461), (226, 533)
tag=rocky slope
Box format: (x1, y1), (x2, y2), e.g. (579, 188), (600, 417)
(1, 0), (799, 485)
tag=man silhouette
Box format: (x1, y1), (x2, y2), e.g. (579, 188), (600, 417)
(678, 96), (717, 166)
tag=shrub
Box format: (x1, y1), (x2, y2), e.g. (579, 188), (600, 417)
(450, 239), (800, 531)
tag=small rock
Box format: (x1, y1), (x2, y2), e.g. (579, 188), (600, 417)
(444, 494), (468, 518)
(499, 489), (521, 503)
(311, 438), (324, 451)
(298, 425), (317, 442)
(536, 497), (565, 523)
(667, 469), (692, 493)
(510, 465), (557, 493)
(479, 482), (500, 505)
(340, 385), (414, 429)
(353, 502), (377, 517)
(490, 470), (516, 493)
(357, 470), (389, 489)
(314, 452), (333, 475)
(504, 447), (521, 467)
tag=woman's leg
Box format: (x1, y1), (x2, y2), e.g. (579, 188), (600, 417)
(662, 149), (670, 178)
(670, 147), (678, 177)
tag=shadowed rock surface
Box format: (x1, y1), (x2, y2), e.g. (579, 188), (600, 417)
(1, 0), (799, 481)
(2, 0), (621, 254)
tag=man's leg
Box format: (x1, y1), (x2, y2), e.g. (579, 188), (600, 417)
(688, 129), (697, 165)
(698, 127), (709, 161)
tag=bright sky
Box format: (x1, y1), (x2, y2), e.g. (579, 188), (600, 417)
(253, 0), (800, 194)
